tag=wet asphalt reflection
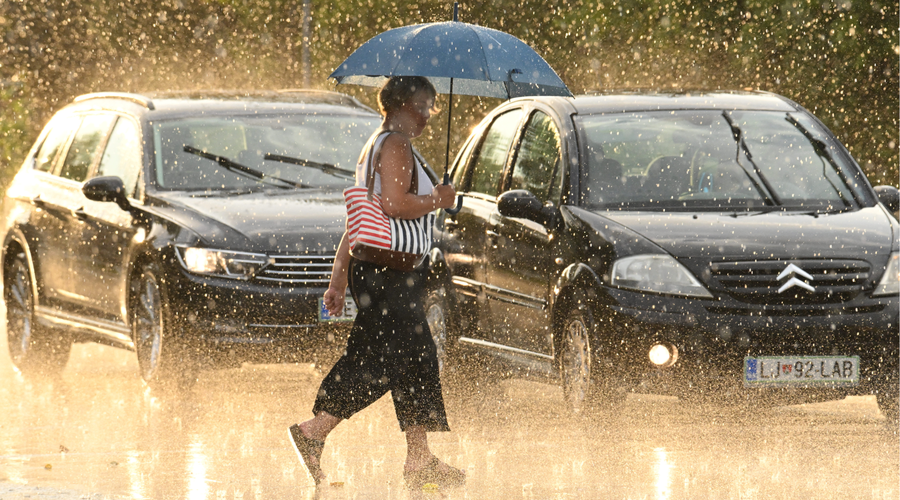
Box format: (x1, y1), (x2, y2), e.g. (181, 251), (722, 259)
(0, 336), (897, 500)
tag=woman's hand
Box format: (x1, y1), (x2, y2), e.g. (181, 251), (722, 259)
(431, 183), (457, 210)
(324, 232), (350, 318)
(323, 285), (346, 317)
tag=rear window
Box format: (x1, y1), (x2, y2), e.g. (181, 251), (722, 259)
(577, 110), (860, 212)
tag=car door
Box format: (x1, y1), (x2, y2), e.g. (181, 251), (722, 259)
(75, 115), (142, 322)
(440, 108), (524, 341)
(53, 113), (118, 313)
(22, 114), (84, 309)
(486, 110), (564, 357)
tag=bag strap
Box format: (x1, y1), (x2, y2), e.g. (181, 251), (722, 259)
(364, 131), (419, 201)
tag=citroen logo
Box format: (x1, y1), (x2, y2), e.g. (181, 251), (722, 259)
(777, 263), (816, 293)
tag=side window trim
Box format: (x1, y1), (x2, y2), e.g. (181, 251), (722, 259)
(33, 115), (82, 176)
(460, 108), (526, 197)
(51, 119), (82, 177)
(87, 113), (120, 181)
(57, 113), (117, 182)
(96, 114), (144, 199)
(503, 108), (564, 204)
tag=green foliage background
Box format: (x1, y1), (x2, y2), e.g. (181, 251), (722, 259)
(0, 0), (896, 185)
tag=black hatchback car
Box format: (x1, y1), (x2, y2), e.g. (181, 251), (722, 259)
(1, 90), (385, 386)
(425, 91), (899, 419)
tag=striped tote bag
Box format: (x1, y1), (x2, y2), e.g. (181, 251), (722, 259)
(344, 188), (434, 271)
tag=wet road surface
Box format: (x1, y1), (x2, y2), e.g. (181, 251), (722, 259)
(0, 335), (897, 500)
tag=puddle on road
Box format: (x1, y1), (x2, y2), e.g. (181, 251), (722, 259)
(0, 341), (897, 500)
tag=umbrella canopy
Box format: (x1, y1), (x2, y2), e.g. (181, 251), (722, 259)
(329, 6), (572, 213)
(329, 20), (572, 99)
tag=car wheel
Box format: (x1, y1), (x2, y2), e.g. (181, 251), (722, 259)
(131, 262), (197, 389)
(559, 302), (594, 414)
(4, 251), (71, 375)
(557, 292), (620, 414)
(425, 286), (452, 376)
(875, 371), (899, 425)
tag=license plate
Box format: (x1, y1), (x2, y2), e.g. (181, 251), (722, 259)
(744, 356), (860, 387)
(318, 296), (357, 323)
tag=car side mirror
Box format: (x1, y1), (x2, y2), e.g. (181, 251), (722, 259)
(874, 185), (899, 213)
(83, 176), (132, 213)
(497, 189), (555, 226)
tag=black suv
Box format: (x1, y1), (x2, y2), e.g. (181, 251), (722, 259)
(425, 91), (899, 419)
(1, 90), (383, 386)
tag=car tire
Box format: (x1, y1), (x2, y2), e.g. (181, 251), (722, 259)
(558, 301), (595, 414)
(876, 390), (899, 424)
(875, 370), (899, 425)
(131, 262), (198, 390)
(557, 292), (620, 414)
(4, 251), (71, 375)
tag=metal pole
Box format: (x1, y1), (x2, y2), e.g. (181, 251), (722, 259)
(444, 77), (454, 173)
(301, 0), (311, 88)
(444, 2), (459, 173)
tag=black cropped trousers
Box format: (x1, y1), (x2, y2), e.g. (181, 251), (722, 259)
(312, 258), (450, 432)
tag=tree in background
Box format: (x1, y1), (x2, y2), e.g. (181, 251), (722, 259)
(0, 0), (896, 185)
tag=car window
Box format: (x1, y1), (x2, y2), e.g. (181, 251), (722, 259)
(153, 113), (379, 191)
(467, 109), (523, 197)
(576, 110), (860, 211)
(508, 111), (562, 203)
(33, 115), (81, 173)
(97, 117), (142, 197)
(59, 114), (116, 182)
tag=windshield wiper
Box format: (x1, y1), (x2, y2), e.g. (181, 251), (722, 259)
(783, 115), (852, 208)
(183, 146), (308, 189)
(264, 154), (355, 181)
(721, 112), (780, 206)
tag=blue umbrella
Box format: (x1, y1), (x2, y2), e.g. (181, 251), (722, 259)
(329, 20), (572, 99)
(329, 4), (572, 213)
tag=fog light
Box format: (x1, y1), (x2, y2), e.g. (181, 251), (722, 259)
(649, 342), (678, 367)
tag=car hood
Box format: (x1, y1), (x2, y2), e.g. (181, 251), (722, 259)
(597, 207), (895, 261)
(149, 188), (347, 253)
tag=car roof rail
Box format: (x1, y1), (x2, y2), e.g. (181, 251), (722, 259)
(73, 92), (155, 110)
(143, 89), (373, 111)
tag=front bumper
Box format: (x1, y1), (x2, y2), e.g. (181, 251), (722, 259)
(159, 251), (351, 360)
(598, 286), (899, 398)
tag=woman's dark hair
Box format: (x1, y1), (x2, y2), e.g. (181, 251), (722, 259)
(378, 76), (438, 115)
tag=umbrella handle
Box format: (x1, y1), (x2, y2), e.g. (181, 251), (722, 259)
(442, 173), (463, 215)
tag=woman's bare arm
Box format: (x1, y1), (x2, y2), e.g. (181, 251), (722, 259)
(323, 231), (350, 317)
(379, 133), (456, 219)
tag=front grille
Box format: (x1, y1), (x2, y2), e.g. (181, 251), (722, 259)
(255, 254), (334, 285)
(709, 259), (871, 305)
(706, 304), (885, 316)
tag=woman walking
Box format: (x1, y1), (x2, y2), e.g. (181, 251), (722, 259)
(288, 76), (465, 490)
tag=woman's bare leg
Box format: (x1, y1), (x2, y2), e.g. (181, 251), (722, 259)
(292, 411), (341, 483)
(299, 411), (341, 441)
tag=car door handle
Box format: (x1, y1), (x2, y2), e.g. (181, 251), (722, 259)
(72, 207), (88, 220)
(486, 229), (500, 238)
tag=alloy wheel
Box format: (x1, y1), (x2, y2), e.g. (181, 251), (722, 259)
(5, 256), (34, 366)
(133, 269), (164, 382)
(561, 313), (592, 413)
(425, 288), (448, 375)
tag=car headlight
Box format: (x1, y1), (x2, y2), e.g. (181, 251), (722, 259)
(873, 252), (899, 297)
(610, 254), (713, 298)
(176, 247), (268, 280)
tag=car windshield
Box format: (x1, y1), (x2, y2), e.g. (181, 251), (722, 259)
(152, 113), (379, 191)
(576, 110), (859, 212)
